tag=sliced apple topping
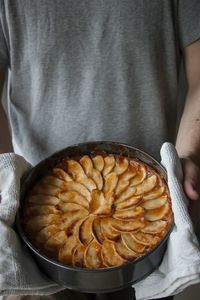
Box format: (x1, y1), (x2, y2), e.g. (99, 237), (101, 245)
(27, 194), (60, 205)
(63, 182), (91, 202)
(66, 160), (86, 181)
(115, 196), (141, 209)
(52, 168), (72, 182)
(104, 172), (118, 194)
(143, 186), (165, 200)
(26, 214), (61, 232)
(141, 195), (167, 210)
(115, 237), (138, 259)
(59, 191), (89, 208)
(113, 157), (129, 175)
(90, 190), (113, 215)
(58, 234), (77, 264)
(111, 219), (145, 231)
(103, 156), (116, 176)
(122, 233), (146, 253)
(84, 240), (102, 269)
(130, 166), (146, 186)
(133, 231), (160, 246)
(32, 183), (60, 196)
(100, 218), (120, 240)
(25, 204), (59, 216)
(113, 206), (145, 220)
(41, 176), (67, 188)
(145, 203), (170, 221)
(72, 243), (86, 267)
(93, 218), (105, 243)
(79, 215), (96, 245)
(45, 230), (67, 253)
(92, 155), (104, 172)
(141, 220), (168, 234)
(101, 240), (126, 266)
(36, 224), (61, 244)
(132, 175), (157, 195)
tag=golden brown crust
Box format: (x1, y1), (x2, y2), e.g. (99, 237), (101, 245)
(21, 154), (173, 269)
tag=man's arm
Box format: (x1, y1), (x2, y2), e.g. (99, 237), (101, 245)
(176, 39), (200, 203)
(0, 65), (13, 153)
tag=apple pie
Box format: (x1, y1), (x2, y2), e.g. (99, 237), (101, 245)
(21, 154), (173, 269)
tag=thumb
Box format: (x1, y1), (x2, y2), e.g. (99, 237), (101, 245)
(181, 157), (200, 201)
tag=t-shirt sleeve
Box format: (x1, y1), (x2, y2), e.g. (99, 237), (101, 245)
(178, 0), (200, 49)
(0, 2), (9, 65)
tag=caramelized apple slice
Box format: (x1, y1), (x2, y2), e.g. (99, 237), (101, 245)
(84, 240), (102, 269)
(27, 194), (60, 205)
(79, 177), (97, 191)
(145, 203), (170, 221)
(45, 230), (67, 253)
(115, 238), (138, 259)
(141, 220), (168, 234)
(41, 176), (67, 188)
(113, 157), (129, 175)
(115, 186), (138, 203)
(79, 155), (94, 174)
(58, 234), (77, 264)
(115, 180), (130, 196)
(52, 168), (72, 182)
(115, 196), (141, 209)
(66, 160), (86, 181)
(59, 191), (89, 208)
(101, 240), (126, 266)
(143, 186), (165, 200)
(111, 219), (145, 231)
(58, 202), (89, 213)
(141, 195), (167, 210)
(93, 218), (105, 243)
(133, 231), (160, 246)
(26, 214), (61, 232)
(103, 156), (116, 176)
(90, 190), (113, 215)
(132, 175), (157, 195)
(32, 184), (60, 196)
(120, 165), (137, 181)
(36, 224), (61, 244)
(122, 233), (146, 253)
(130, 166), (146, 186)
(104, 172), (118, 194)
(80, 155), (103, 190)
(92, 155), (104, 172)
(80, 215), (96, 245)
(101, 218), (120, 240)
(72, 243), (86, 267)
(25, 205), (59, 216)
(62, 210), (88, 229)
(90, 169), (103, 190)
(63, 182), (91, 202)
(113, 206), (145, 220)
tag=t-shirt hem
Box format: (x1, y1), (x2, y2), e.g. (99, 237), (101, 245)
(181, 31), (200, 49)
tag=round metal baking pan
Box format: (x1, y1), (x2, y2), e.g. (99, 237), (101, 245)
(16, 141), (173, 294)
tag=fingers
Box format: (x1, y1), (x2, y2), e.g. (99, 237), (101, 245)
(181, 157), (200, 201)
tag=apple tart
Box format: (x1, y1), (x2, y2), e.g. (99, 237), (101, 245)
(21, 154), (173, 269)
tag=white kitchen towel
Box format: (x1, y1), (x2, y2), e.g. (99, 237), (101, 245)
(0, 144), (200, 298)
(134, 142), (200, 300)
(0, 153), (65, 296)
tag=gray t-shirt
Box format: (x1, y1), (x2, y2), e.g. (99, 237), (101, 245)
(0, 0), (200, 165)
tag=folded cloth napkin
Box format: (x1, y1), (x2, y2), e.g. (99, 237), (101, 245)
(0, 153), (65, 296)
(0, 143), (200, 298)
(134, 143), (200, 300)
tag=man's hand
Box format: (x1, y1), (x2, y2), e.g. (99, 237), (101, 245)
(181, 157), (200, 201)
(176, 39), (200, 227)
